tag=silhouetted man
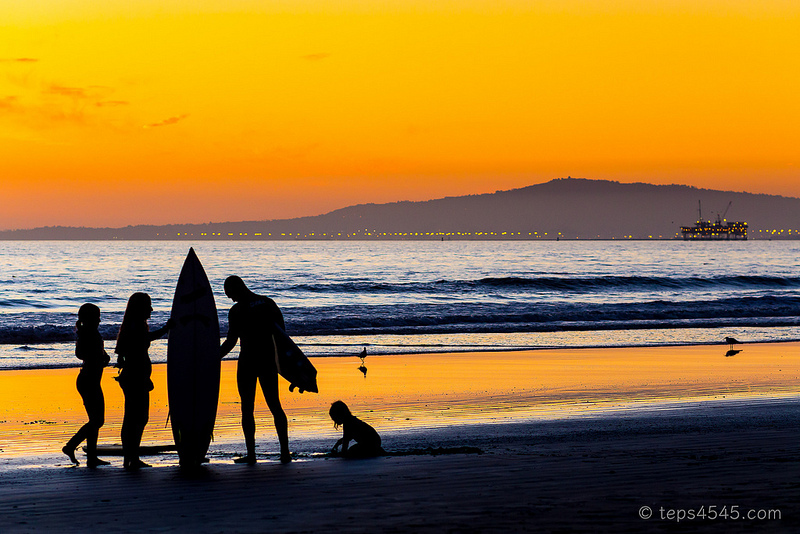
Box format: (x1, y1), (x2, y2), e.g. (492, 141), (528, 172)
(220, 275), (290, 464)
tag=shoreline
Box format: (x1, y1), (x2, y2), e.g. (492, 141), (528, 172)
(5, 337), (800, 372)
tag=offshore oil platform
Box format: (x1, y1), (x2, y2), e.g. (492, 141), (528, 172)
(680, 201), (747, 240)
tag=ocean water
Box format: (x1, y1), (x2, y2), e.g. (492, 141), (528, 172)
(1, 240), (800, 369)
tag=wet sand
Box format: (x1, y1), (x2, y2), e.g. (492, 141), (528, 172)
(1, 343), (799, 532)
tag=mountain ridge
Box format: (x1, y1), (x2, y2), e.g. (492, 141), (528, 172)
(3, 178), (799, 240)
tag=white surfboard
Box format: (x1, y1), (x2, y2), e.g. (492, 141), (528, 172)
(168, 248), (220, 467)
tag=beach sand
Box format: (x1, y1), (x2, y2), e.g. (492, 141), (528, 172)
(1, 343), (798, 532)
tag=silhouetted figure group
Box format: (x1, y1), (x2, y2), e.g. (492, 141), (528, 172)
(64, 276), (383, 469)
(63, 295), (173, 470)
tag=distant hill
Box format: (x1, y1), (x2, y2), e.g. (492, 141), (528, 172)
(3, 178), (800, 240)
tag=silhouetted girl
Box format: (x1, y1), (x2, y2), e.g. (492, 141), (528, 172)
(329, 400), (383, 458)
(115, 293), (172, 470)
(63, 303), (111, 467)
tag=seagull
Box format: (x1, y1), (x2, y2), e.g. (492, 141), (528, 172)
(725, 337), (740, 350)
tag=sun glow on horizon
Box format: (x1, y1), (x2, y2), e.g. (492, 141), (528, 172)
(1, 1), (798, 229)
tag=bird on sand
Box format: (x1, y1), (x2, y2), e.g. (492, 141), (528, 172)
(725, 337), (741, 350)
(358, 347), (368, 377)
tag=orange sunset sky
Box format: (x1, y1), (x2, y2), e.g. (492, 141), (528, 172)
(1, 0), (798, 230)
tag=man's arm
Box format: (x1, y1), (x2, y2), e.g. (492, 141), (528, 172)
(220, 309), (239, 359)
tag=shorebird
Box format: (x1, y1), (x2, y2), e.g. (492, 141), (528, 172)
(358, 347), (368, 377)
(725, 337), (740, 350)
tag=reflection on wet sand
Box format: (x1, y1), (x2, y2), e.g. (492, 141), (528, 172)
(1, 342), (798, 464)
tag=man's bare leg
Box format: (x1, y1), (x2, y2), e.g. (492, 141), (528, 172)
(235, 368), (258, 464)
(262, 376), (291, 462)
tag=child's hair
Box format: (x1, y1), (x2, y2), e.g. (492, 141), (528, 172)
(76, 303), (101, 333)
(329, 400), (352, 429)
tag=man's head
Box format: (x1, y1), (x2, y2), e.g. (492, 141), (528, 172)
(224, 275), (249, 302)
